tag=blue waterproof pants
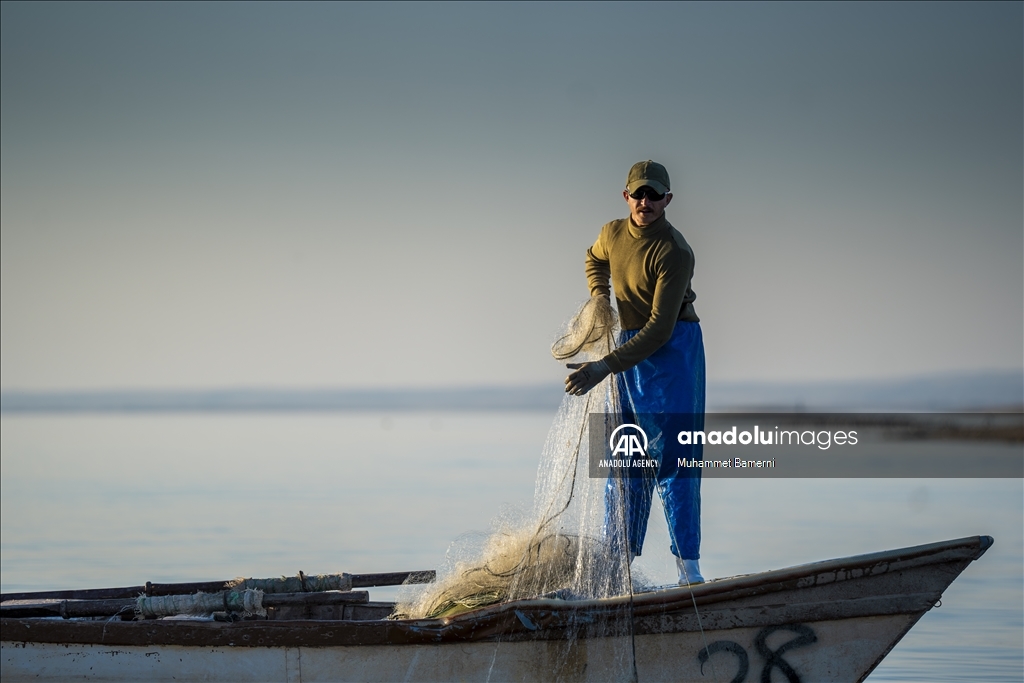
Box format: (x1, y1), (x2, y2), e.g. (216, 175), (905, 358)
(606, 322), (705, 559)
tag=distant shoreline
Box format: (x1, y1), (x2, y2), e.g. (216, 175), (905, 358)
(2, 370), (1021, 413)
(0, 386), (565, 413)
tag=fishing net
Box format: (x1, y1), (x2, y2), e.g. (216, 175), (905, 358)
(551, 295), (617, 361)
(393, 297), (643, 621)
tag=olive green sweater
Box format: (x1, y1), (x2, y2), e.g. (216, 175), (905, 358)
(585, 214), (698, 373)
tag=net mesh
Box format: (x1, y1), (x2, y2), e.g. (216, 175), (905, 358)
(393, 297), (644, 621)
(551, 295), (617, 361)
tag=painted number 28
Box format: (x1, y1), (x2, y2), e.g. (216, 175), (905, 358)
(697, 624), (818, 683)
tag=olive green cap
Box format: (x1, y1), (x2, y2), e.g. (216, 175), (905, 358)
(626, 160), (670, 195)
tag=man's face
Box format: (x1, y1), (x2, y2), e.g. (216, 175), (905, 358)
(623, 187), (673, 226)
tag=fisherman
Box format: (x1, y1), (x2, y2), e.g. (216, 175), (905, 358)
(564, 160), (706, 585)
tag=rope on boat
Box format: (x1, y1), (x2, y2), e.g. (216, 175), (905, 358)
(226, 572), (352, 593)
(137, 572), (348, 619)
(680, 562), (717, 682)
(136, 589), (266, 618)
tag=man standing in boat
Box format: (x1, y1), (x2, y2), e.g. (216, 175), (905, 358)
(564, 160), (706, 586)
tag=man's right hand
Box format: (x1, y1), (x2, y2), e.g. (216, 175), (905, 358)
(565, 360), (611, 396)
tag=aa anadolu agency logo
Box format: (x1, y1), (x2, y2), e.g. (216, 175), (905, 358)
(593, 422), (658, 476)
(608, 423), (649, 458)
(588, 417), (671, 478)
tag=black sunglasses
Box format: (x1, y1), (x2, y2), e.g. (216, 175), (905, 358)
(628, 187), (666, 201)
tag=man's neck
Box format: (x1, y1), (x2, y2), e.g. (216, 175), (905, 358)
(629, 213), (668, 233)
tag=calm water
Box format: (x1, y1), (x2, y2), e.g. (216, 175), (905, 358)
(1, 413), (1021, 681)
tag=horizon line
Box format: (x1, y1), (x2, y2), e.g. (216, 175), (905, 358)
(1, 370), (1021, 414)
(2, 366), (1021, 395)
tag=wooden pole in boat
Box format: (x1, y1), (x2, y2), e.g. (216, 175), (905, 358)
(0, 589), (373, 619)
(0, 570), (436, 603)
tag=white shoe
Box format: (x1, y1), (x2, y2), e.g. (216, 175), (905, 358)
(676, 557), (704, 585)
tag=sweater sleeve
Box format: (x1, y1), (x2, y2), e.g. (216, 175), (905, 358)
(584, 226), (611, 298)
(602, 247), (691, 373)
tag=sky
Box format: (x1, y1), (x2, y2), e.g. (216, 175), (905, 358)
(2, 1), (1021, 391)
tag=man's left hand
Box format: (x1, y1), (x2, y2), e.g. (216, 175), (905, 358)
(565, 360), (611, 396)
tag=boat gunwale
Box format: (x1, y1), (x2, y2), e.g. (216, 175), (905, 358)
(436, 534), (992, 622)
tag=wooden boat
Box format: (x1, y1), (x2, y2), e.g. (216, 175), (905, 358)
(0, 535), (992, 682)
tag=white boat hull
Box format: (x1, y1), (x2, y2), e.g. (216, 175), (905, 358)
(1, 535), (992, 682)
(2, 612), (921, 682)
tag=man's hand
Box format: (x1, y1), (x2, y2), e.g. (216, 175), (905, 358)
(565, 360), (611, 396)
